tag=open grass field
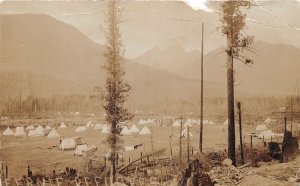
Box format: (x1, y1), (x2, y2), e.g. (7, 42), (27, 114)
(0, 116), (274, 179)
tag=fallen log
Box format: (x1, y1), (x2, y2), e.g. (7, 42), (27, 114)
(119, 158), (170, 174)
(117, 149), (165, 173)
(238, 162), (251, 169)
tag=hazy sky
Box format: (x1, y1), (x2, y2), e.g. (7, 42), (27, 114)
(1, 0), (300, 58)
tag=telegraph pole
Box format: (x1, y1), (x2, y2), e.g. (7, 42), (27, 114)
(179, 117), (183, 165)
(237, 102), (244, 165)
(199, 22), (204, 153)
(19, 91), (22, 117)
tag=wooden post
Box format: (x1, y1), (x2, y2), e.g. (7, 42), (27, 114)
(19, 91), (22, 117)
(284, 116), (287, 133)
(5, 165), (8, 178)
(140, 152), (143, 163)
(187, 126), (190, 164)
(271, 136), (272, 142)
(237, 102), (244, 165)
(1, 163), (3, 178)
(179, 117), (183, 165)
(250, 135), (253, 149)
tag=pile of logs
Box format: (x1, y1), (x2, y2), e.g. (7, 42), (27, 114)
(208, 159), (244, 185)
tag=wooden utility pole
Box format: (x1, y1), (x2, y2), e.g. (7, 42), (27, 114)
(165, 97), (168, 115)
(179, 117), (183, 165)
(295, 80), (300, 103)
(151, 126), (154, 161)
(187, 125), (190, 164)
(199, 22), (204, 153)
(237, 102), (244, 165)
(19, 91), (22, 117)
(291, 96), (294, 134)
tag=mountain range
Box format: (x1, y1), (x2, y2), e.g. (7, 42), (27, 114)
(135, 41), (300, 96)
(1, 13), (299, 111)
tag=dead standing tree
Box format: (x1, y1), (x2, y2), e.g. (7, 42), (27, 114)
(220, 0), (254, 166)
(102, 0), (133, 183)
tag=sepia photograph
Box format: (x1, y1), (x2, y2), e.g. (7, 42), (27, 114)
(0, 0), (300, 185)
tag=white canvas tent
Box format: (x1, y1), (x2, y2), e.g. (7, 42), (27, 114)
(138, 119), (147, 125)
(130, 124), (139, 133)
(181, 128), (193, 138)
(36, 125), (44, 132)
(60, 138), (76, 150)
(45, 126), (52, 130)
(28, 127), (44, 137)
(94, 123), (103, 130)
(256, 124), (268, 131)
(139, 126), (151, 135)
(82, 145), (97, 158)
(86, 121), (93, 127)
(121, 126), (131, 135)
(264, 117), (272, 124)
(26, 125), (35, 130)
(76, 127), (87, 132)
(102, 125), (110, 134)
(184, 119), (192, 128)
(146, 118), (154, 125)
(173, 120), (181, 127)
(223, 119), (228, 125)
(2, 127), (14, 136)
(47, 129), (60, 138)
(14, 127), (26, 137)
(125, 146), (134, 151)
(258, 130), (276, 140)
(74, 144), (88, 156)
(197, 120), (209, 125)
(191, 119), (197, 125)
(209, 120), (214, 125)
(60, 122), (67, 128)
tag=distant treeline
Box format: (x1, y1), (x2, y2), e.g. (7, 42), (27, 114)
(0, 93), (297, 119)
(0, 94), (103, 118)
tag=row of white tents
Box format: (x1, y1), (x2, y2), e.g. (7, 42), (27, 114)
(254, 117), (283, 140)
(2, 126), (60, 138)
(223, 117), (276, 126)
(173, 119), (215, 128)
(97, 124), (151, 136)
(138, 119), (155, 125)
(81, 120), (152, 136)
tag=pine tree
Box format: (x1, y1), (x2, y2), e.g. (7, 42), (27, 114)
(220, 0), (254, 166)
(103, 0), (133, 182)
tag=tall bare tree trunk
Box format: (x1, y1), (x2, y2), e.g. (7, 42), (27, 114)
(227, 30), (236, 166)
(199, 23), (204, 153)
